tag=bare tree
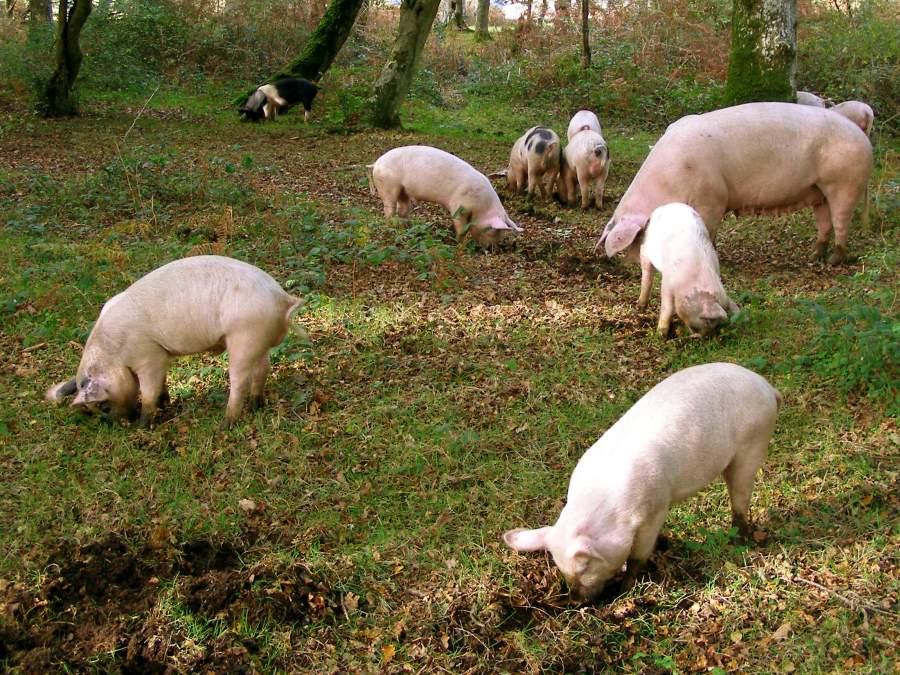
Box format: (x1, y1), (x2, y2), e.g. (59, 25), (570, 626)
(372, 0), (442, 128)
(474, 0), (490, 41)
(726, 0), (797, 104)
(42, 0), (92, 116)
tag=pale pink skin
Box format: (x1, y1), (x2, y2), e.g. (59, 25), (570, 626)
(560, 130), (610, 209)
(371, 145), (521, 246)
(598, 102), (873, 266)
(566, 110), (602, 142)
(830, 101), (874, 137)
(46, 256), (301, 428)
(796, 91), (827, 108)
(504, 363), (780, 599)
(507, 127), (561, 199)
(639, 203), (739, 337)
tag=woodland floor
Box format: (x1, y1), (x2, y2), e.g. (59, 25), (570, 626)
(0, 87), (897, 673)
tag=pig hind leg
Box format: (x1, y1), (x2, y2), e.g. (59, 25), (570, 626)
(249, 352), (271, 411)
(811, 202), (832, 262)
(223, 333), (268, 427)
(723, 447), (766, 540)
(823, 193), (860, 265)
(576, 166), (592, 209)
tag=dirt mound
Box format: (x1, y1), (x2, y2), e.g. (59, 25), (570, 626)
(0, 533), (341, 672)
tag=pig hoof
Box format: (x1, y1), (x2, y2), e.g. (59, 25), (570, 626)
(827, 246), (848, 266)
(810, 242), (828, 262)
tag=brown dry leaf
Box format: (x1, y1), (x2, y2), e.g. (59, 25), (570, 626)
(772, 621), (792, 641)
(343, 592), (359, 614)
(238, 498), (256, 513)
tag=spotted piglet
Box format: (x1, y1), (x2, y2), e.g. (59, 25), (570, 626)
(504, 362), (781, 599)
(507, 126), (561, 199)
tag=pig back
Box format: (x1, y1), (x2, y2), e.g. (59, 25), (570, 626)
(110, 256), (294, 355)
(655, 103), (871, 212)
(583, 363), (778, 502)
(375, 145), (495, 208)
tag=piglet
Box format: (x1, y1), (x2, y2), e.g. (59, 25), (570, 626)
(831, 100), (874, 137)
(507, 126), (561, 199)
(639, 203), (739, 337)
(560, 130), (610, 209)
(46, 255), (301, 428)
(504, 362), (781, 599)
(369, 145), (522, 247)
(566, 110), (602, 141)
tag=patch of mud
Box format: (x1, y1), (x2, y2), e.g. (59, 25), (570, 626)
(0, 533), (341, 673)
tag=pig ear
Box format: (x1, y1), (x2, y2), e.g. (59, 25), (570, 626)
(71, 378), (108, 408)
(503, 215), (523, 233)
(566, 536), (597, 563)
(597, 215), (648, 257)
(46, 378), (77, 402)
(503, 527), (552, 552)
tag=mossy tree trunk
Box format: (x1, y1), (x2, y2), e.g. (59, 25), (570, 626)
(42, 0), (92, 117)
(725, 0), (797, 105)
(235, 0), (366, 104)
(371, 0), (441, 129)
(474, 0), (490, 41)
(580, 0), (590, 67)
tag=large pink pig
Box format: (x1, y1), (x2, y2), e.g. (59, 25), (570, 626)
(597, 102), (873, 265)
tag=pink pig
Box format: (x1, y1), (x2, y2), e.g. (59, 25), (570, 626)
(369, 145), (522, 247)
(597, 102), (872, 266)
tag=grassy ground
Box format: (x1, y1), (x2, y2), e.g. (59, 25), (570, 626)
(0, 80), (897, 673)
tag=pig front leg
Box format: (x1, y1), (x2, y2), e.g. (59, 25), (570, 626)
(657, 283), (675, 337)
(621, 510), (667, 591)
(637, 253), (653, 309)
(135, 359), (170, 428)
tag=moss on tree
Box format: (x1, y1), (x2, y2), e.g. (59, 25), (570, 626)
(725, 0), (797, 105)
(42, 0), (92, 117)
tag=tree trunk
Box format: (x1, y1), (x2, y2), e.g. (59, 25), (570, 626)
(5, 0), (17, 19)
(452, 0), (466, 28)
(27, 0), (50, 22)
(235, 0), (366, 104)
(581, 0), (590, 67)
(474, 0), (490, 41)
(43, 0), (92, 117)
(725, 0), (797, 104)
(371, 0), (441, 129)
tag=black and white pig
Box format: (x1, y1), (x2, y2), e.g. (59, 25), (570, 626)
(240, 77), (319, 122)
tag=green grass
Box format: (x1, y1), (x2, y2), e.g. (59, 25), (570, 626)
(0, 76), (897, 672)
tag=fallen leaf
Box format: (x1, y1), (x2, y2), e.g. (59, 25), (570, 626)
(381, 644), (396, 662)
(772, 621), (791, 641)
(239, 498), (256, 513)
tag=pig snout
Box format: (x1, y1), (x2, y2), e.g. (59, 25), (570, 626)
(680, 291), (730, 337)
